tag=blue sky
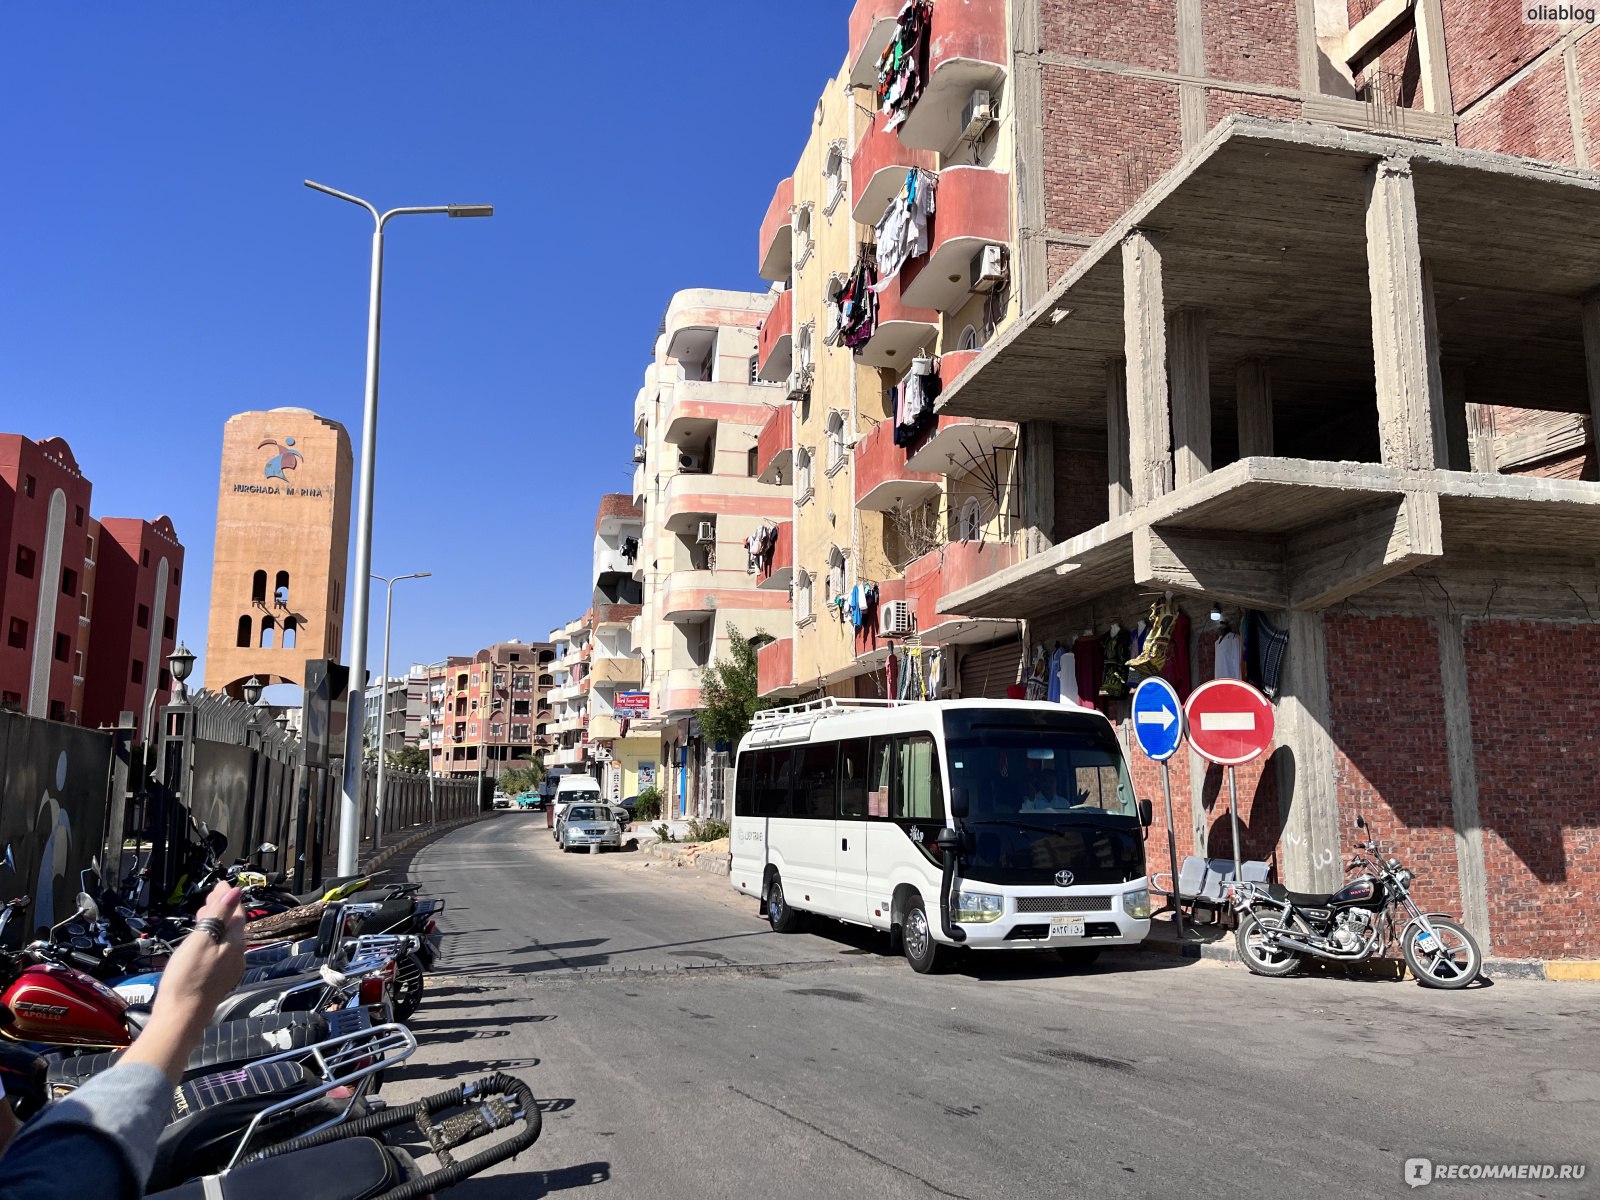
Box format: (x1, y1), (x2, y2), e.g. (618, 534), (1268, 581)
(2, 3), (846, 688)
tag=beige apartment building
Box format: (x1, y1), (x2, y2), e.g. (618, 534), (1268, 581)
(425, 639), (552, 781)
(633, 289), (791, 817)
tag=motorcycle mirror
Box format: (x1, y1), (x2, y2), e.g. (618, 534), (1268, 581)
(258, 842), (278, 854)
(199, 819), (210, 837)
(1, 844), (12, 874)
(76, 891), (100, 923)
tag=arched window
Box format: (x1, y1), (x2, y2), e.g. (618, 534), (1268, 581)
(747, 445), (759, 478)
(251, 570), (267, 605)
(539, 673), (553, 687)
(825, 412), (847, 472)
(282, 616), (298, 649)
(259, 615), (275, 648)
(274, 570), (290, 606)
(826, 546), (847, 601)
(959, 324), (980, 351)
(236, 614), (252, 647)
(956, 496), (983, 542)
(795, 446), (814, 500)
(794, 570), (813, 623)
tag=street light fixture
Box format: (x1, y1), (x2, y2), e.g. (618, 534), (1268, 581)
(306, 179), (492, 876)
(242, 676), (264, 707)
(168, 642), (195, 703)
(371, 570), (431, 852)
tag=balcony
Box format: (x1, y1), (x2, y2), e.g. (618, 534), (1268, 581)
(848, 0), (903, 87)
(756, 406), (793, 484)
(594, 602), (640, 629)
(757, 637), (798, 698)
(903, 399), (1018, 474)
(662, 570), (746, 622)
(593, 546), (634, 584)
(904, 539), (1021, 644)
(852, 274), (938, 370)
(758, 177), (796, 282)
(755, 521), (793, 591)
(898, 0), (1008, 154)
(854, 415), (941, 512)
(757, 287), (793, 382)
(664, 379), (774, 445)
(851, 119), (938, 225)
(589, 714), (623, 740)
(663, 471), (790, 533)
(590, 656), (642, 686)
(661, 666), (704, 715)
(634, 385), (651, 437)
(899, 167), (1010, 312)
(550, 746), (587, 768)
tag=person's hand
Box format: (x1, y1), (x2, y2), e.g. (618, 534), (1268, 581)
(156, 883), (246, 1033)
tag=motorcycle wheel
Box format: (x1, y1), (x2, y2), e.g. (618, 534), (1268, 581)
(1402, 917), (1482, 989)
(1236, 908), (1305, 978)
(393, 954), (426, 1023)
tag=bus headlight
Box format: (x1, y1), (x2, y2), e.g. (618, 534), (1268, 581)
(1123, 888), (1152, 919)
(954, 891), (1004, 922)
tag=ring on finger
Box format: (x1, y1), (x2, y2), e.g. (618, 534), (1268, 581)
(195, 917), (227, 944)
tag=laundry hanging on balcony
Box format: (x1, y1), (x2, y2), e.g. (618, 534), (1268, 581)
(747, 524), (779, 577)
(838, 252), (880, 349)
(893, 355), (943, 447)
(876, 0), (933, 132)
(620, 536), (638, 564)
(873, 168), (938, 287)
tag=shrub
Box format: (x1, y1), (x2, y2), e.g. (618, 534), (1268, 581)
(652, 822), (677, 843)
(634, 786), (663, 821)
(685, 818), (730, 843)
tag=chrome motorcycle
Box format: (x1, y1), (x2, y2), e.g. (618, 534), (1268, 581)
(1228, 816), (1482, 989)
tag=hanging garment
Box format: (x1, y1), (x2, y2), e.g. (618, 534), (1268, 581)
(1214, 630), (1243, 680)
(926, 648), (943, 700)
(839, 252), (881, 348)
(1252, 614), (1290, 698)
(875, 1), (932, 132)
(1073, 635), (1102, 710)
(1160, 612), (1192, 700)
(849, 583), (866, 630)
(1127, 597), (1178, 676)
(1026, 645), (1049, 701)
(873, 169), (938, 285)
(1047, 646), (1067, 703)
(885, 644), (900, 699)
(1098, 628), (1132, 698)
(620, 536), (638, 564)
(893, 361), (943, 447)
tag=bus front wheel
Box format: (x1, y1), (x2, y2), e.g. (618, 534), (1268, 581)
(902, 897), (946, 974)
(766, 873), (804, 933)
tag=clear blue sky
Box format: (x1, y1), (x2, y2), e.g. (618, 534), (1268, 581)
(2, 3), (847, 688)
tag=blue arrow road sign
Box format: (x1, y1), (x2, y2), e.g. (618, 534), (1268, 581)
(1131, 676), (1184, 761)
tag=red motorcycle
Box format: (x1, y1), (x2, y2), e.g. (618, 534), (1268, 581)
(0, 894), (139, 1049)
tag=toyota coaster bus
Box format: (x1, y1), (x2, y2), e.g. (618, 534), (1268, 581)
(730, 697), (1154, 973)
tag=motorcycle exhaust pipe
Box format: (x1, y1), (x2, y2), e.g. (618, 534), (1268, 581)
(1267, 933), (1369, 960)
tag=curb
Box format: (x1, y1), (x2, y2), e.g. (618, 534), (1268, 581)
(319, 812), (494, 880)
(635, 839), (731, 876)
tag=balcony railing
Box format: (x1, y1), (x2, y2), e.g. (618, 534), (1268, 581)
(848, 0), (902, 87)
(757, 287), (793, 382)
(756, 637), (797, 698)
(852, 120), (938, 225)
(853, 413), (941, 512)
(662, 471), (789, 533)
(851, 273), (938, 370)
(755, 521), (793, 591)
(898, 0), (1008, 154)
(904, 539), (1021, 644)
(756, 406), (793, 484)
(663, 379), (774, 445)
(758, 177), (796, 282)
(589, 656), (643, 686)
(899, 167), (1010, 312)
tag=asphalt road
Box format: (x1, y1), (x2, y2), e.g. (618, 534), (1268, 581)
(385, 813), (1600, 1200)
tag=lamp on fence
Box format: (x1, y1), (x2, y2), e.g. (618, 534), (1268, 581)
(242, 676), (264, 706)
(168, 642), (195, 703)
(242, 676), (267, 750)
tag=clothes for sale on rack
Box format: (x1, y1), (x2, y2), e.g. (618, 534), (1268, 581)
(1099, 626), (1132, 698)
(889, 641), (942, 701)
(1072, 634), (1102, 710)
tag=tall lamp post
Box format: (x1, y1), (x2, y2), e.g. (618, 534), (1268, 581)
(306, 180), (492, 876)
(371, 570), (430, 852)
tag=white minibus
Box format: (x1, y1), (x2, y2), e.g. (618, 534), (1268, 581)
(730, 698), (1153, 973)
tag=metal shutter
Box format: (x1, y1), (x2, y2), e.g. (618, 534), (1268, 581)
(958, 638), (1024, 700)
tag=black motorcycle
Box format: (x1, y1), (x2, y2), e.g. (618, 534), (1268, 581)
(1229, 815), (1483, 989)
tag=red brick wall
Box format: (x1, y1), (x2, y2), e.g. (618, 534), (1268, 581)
(1051, 444), (1107, 542)
(1205, 89), (1301, 125)
(1580, 32), (1600, 155)
(1440, 0), (1561, 112)
(1325, 615), (1464, 917)
(1465, 621), (1600, 959)
(1204, 0), (1300, 88)
(1458, 54), (1577, 163)
(1043, 0), (1178, 72)
(1045, 242), (1083, 285)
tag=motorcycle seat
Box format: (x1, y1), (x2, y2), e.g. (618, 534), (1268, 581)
(1265, 882), (1336, 907)
(149, 1137), (410, 1200)
(147, 1060), (314, 1190)
(237, 953), (326, 985)
(46, 1014), (328, 1089)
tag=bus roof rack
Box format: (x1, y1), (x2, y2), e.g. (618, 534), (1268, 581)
(750, 697), (911, 726)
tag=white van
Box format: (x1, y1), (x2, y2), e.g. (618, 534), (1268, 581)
(551, 774), (604, 839)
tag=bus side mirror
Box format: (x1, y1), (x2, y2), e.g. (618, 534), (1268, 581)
(1137, 799), (1153, 827)
(950, 788), (969, 820)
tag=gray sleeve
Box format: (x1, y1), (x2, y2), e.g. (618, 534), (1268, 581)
(20, 1062), (173, 1188)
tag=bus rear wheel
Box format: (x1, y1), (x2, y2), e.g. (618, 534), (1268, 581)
(766, 874), (804, 933)
(902, 897), (946, 974)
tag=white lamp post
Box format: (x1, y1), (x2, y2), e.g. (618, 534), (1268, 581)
(371, 570), (430, 852)
(306, 180), (491, 875)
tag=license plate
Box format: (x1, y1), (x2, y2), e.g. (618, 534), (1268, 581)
(1050, 919), (1085, 939)
(1414, 931), (1439, 953)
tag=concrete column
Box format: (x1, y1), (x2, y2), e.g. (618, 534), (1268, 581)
(1235, 358), (1274, 458)
(1365, 158), (1448, 471)
(1441, 362), (1471, 471)
(1121, 230), (1173, 505)
(1435, 614), (1493, 950)
(1580, 293), (1600, 453)
(1467, 403), (1496, 473)
(1273, 610), (1343, 893)
(1021, 419), (1055, 555)
(1105, 358), (1132, 518)
(1168, 308), (1212, 487)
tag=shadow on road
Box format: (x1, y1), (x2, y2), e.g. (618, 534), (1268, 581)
(453, 1161), (611, 1199)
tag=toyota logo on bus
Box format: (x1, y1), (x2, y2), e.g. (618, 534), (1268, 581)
(1054, 870), (1074, 887)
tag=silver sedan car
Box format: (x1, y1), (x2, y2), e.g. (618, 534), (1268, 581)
(559, 804), (623, 852)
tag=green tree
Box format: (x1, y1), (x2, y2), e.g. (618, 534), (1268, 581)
(700, 627), (771, 749)
(497, 761), (546, 796)
(386, 744), (430, 773)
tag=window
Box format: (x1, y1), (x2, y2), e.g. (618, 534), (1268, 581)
(74, 505), (83, 528)
(86, 534), (95, 560)
(236, 615), (252, 647)
(141, 549), (150, 568)
(959, 324), (980, 351)
(823, 141), (846, 216)
(163, 615), (175, 640)
(259, 615), (275, 648)
(794, 204), (813, 269)
(795, 743), (837, 818)
(48, 700), (65, 722)
(75, 650), (84, 677)
(748, 355), (760, 384)
(892, 734), (941, 821)
(795, 447), (814, 502)
(826, 546), (847, 602)
(15, 545), (35, 579)
(839, 739), (872, 819)
(173, 567), (180, 586)
(159, 667), (170, 689)
(795, 571), (813, 624)
(136, 603), (150, 629)
(23, 474), (35, 499)
(756, 749), (795, 817)
(131, 659), (144, 685)
(282, 617), (297, 649)
(61, 567), (78, 597)
(956, 496), (983, 543)
(274, 570), (290, 606)
(251, 570), (267, 605)
(6, 618), (27, 649)
(513, 699), (530, 716)
(825, 411), (847, 472)
(54, 632), (70, 663)
(747, 445), (759, 478)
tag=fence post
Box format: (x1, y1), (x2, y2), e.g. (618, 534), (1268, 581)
(102, 712), (136, 892)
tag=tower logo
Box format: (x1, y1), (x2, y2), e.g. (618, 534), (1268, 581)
(259, 436), (303, 482)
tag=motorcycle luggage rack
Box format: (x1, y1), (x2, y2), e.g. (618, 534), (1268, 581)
(216, 1020), (418, 1171)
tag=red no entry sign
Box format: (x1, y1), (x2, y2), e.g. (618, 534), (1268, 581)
(1183, 678), (1275, 765)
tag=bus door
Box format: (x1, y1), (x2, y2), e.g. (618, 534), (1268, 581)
(834, 737), (875, 921)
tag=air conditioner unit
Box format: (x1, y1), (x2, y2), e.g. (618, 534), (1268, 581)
(881, 600), (915, 636)
(678, 452), (705, 472)
(960, 89), (995, 143)
(970, 243), (1010, 293)
(631, 444), (647, 464)
(786, 368), (811, 400)
(696, 520), (717, 545)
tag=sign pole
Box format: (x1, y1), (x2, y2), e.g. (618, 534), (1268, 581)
(1226, 764), (1243, 881)
(1160, 759), (1183, 938)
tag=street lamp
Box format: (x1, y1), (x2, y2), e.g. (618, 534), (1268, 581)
(371, 570), (431, 852)
(168, 642), (195, 703)
(242, 676), (264, 706)
(306, 179), (492, 876)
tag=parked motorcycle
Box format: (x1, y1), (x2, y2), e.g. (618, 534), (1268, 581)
(1229, 815), (1483, 989)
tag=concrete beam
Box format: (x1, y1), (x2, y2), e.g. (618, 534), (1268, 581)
(1436, 614), (1493, 950)
(1365, 158), (1448, 471)
(1168, 308), (1212, 487)
(1133, 525), (1287, 608)
(1105, 358), (1132, 518)
(1022, 419), (1056, 554)
(1441, 362), (1470, 472)
(1285, 491), (1443, 609)
(1342, 0), (1414, 66)
(1274, 609), (1343, 892)
(1235, 358), (1274, 458)
(1121, 230), (1173, 506)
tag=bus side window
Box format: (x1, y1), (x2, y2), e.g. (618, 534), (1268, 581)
(734, 752), (754, 817)
(757, 749), (795, 817)
(839, 738), (869, 819)
(796, 742), (837, 818)
(893, 734), (940, 821)
(867, 736), (893, 818)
